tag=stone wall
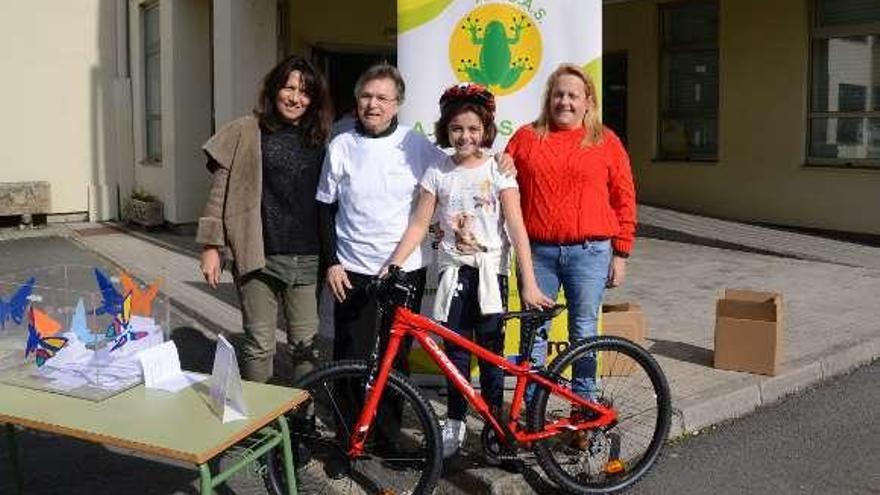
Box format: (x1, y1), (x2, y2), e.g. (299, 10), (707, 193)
(0, 182), (51, 216)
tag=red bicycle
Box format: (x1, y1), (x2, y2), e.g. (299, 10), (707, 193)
(268, 267), (671, 494)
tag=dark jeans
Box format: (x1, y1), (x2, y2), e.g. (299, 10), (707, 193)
(332, 267), (427, 444)
(443, 266), (508, 421)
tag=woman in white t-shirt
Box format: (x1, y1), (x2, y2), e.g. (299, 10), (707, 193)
(384, 83), (553, 459)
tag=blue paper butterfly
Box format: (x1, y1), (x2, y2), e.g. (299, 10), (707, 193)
(0, 277), (35, 329)
(108, 293), (148, 352)
(71, 298), (103, 349)
(93, 268), (124, 316)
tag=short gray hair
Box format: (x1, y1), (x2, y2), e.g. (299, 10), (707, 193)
(353, 63), (406, 105)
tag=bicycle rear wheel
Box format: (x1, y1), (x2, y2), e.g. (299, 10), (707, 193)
(528, 336), (671, 494)
(265, 360), (442, 495)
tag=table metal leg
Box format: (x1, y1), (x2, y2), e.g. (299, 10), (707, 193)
(277, 416), (298, 495)
(196, 417), (296, 495)
(198, 462), (214, 494)
(5, 424), (23, 495)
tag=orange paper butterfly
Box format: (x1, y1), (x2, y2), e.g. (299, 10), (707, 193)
(119, 272), (161, 316)
(24, 307), (68, 367)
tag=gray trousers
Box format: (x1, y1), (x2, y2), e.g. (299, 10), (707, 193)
(235, 262), (319, 383)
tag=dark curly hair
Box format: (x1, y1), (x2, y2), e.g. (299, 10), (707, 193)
(434, 102), (497, 149)
(254, 56), (332, 146)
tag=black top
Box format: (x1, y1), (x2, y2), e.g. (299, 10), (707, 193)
(260, 124), (325, 256)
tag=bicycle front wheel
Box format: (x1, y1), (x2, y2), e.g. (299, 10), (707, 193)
(528, 336), (671, 494)
(265, 360), (442, 495)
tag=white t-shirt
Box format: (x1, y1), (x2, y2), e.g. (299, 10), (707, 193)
(316, 124), (445, 275)
(420, 156), (519, 273)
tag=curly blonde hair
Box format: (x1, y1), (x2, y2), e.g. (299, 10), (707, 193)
(533, 63), (603, 147)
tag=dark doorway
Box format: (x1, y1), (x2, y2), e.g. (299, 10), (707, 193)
(603, 51), (628, 146)
(311, 48), (397, 119)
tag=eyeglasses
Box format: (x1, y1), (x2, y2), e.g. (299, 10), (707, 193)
(357, 93), (398, 106)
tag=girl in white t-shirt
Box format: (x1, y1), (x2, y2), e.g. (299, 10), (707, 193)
(384, 83), (552, 459)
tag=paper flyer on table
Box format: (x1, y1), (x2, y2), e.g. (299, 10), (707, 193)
(138, 340), (206, 392)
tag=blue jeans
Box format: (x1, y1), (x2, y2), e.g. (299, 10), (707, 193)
(528, 240), (612, 400)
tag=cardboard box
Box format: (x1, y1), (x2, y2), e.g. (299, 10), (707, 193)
(714, 289), (783, 376)
(600, 303), (647, 376)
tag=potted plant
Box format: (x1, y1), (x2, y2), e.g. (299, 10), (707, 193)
(124, 187), (164, 227)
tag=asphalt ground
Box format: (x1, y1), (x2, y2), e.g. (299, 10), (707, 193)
(628, 358), (880, 495)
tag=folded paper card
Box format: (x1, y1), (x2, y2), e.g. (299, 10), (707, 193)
(209, 334), (247, 423)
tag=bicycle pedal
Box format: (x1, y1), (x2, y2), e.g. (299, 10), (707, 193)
(497, 453), (520, 462)
(488, 456), (523, 473)
(483, 449), (519, 463)
(604, 458), (626, 475)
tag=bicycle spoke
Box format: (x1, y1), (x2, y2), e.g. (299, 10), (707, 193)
(317, 377), (354, 441)
(268, 361), (441, 495)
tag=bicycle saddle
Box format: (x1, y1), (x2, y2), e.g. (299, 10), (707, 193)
(501, 304), (566, 324)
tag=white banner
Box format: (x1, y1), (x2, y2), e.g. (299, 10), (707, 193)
(397, 0), (603, 376)
(398, 0), (602, 150)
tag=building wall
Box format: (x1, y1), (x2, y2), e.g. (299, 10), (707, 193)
(606, 0), (880, 234)
(128, 0), (217, 224)
(128, 0), (276, 225)
(213, 0), (278, 127)
(169, 0), (212, 223)
(284, 0), (395, 55)
(0, 0), (124, 218)
(130, 0), (166, 216)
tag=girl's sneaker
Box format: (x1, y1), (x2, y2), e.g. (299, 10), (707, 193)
(441, 418), (467, 458)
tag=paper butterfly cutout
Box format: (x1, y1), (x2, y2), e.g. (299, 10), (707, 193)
(0, 277), (35, 329)
(71, 298), (102, 349)
(25, 307), (68, 367)
(93, 268), (124, 316)
(119, 272), (161, 317)
(105, 292), (131, 340)
(108, 293), (148, 352)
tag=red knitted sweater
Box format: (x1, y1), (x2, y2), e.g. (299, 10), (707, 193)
(505, 125), (636, 255)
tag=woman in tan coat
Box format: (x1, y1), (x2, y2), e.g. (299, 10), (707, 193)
(197, 56), (333, 383)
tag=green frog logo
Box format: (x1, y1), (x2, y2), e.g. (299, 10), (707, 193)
(449, 4), (542, 96)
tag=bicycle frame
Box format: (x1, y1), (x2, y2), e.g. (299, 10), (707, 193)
(347, 305), (617, 456)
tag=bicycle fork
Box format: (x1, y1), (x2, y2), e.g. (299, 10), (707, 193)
(347, 321), (406, 457)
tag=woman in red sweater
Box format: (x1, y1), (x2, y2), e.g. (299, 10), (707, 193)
(505, 63), (636, 414)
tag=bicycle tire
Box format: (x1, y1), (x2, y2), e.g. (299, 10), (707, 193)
(528, 336), (671, 494)
(265, 360), (442, 495)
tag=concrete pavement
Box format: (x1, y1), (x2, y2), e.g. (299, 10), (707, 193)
(3, 204), (879, 494)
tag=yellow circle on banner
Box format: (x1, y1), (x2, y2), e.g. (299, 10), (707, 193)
(448, 3), (542, 96)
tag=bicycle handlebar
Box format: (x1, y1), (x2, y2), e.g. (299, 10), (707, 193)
(375, 266), (566, 323)
(369, 264), (411, 296)
(371, 265), (567, 367)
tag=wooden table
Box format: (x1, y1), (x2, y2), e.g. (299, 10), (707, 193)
(0, 378), (307, 494)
